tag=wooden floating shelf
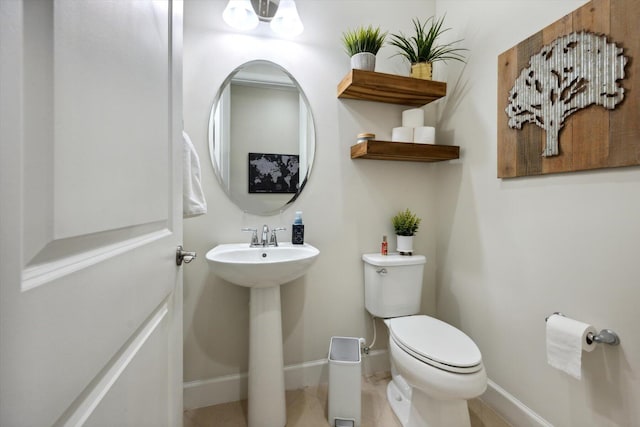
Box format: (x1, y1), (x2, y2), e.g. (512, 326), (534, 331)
(337, 69), (447, 106)
(351, 140), (460, 162)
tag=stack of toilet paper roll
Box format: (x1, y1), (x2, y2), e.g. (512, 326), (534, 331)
(391, 108), (436, 144)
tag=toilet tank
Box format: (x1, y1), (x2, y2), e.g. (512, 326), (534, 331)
(362, 253), (426, 318)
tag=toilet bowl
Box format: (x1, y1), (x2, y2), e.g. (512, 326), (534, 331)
(362, 254), (487, 427)
(386, 316), (487, 427)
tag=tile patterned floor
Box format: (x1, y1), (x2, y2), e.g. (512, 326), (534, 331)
(184, 372), (511, 427)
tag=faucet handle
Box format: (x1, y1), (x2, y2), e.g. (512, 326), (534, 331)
(241, 227), (259, 246)
(269, 227), (286, 246)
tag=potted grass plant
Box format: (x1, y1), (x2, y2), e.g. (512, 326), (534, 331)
(388, 16), (466, 80)
(392, 208), (422, 254)
(342, 25), (387, 71)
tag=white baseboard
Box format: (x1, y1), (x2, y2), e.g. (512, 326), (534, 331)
(480, 379), (553, 427)
(183, 371), (248, 411)
(183, 349), (390, 410)
(184, 354), (552, 427)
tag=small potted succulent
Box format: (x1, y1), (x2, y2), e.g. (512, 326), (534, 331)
(392, 208), (422, 254)
(388, 16), (466, 80)
(342, 25), (387, 71)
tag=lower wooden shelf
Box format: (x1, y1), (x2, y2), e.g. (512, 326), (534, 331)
(350, 140), (460, 162)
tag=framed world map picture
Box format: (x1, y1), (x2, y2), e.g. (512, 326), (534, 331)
(248, 153), (300, 194)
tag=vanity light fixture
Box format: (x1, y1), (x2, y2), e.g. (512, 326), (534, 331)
(222, 0), (304, 37)
(269, 0), (303, 36)
(222, 0), (259, 31)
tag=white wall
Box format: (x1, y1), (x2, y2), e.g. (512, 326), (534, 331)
(183, 0), (438, 391)
(434, 1), (640, 426)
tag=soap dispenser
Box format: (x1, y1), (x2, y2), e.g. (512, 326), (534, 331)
(292, 211), (304, 245)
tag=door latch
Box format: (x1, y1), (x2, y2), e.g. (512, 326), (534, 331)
(176, 245), (197, 266)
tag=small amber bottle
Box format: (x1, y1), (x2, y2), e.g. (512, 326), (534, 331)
(381, 235), (388, 255)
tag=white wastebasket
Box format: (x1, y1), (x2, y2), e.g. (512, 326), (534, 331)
(328, 336), (362, 427)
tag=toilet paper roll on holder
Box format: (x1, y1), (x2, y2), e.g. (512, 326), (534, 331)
(545, 312), (620, 346)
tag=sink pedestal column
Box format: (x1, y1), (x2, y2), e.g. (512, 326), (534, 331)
(248, 286), (286, 427)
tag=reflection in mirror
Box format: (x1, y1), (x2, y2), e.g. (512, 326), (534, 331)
(208, 60), (315, 216)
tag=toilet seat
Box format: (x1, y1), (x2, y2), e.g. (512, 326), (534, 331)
(386, 315), (483, 374)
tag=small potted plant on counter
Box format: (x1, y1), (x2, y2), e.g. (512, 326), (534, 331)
(388, 16), (466, 80)
(342, 25), (387, 71)
(392, 208), (422, 254)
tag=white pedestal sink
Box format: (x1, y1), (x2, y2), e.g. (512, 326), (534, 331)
(206, 243), (320, 427)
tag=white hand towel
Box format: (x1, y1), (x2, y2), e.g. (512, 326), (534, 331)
(182, 130), (207, 218)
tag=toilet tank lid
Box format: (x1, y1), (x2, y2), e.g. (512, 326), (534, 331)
(362, 253), (426, 266)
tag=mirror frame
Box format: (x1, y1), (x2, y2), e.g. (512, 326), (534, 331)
(208, 60), (316, 216)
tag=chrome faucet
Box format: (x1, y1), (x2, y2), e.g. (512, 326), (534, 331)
(241, 227), (260, 247)
(261, 224), (270, 246)
(242, 225), (286, 247)
(270, 227), (286, 246)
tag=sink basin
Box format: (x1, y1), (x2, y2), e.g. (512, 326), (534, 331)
(206, 242), (320, 288)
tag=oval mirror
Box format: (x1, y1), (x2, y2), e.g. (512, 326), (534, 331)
(208, 60), (316, 216)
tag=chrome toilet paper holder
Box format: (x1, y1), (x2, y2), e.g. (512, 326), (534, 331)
(545, 312), (620, 346)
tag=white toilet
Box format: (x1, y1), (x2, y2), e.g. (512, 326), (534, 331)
(363, 253), (487, 427)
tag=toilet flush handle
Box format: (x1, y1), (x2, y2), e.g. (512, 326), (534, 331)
(376, 268), (387, 275)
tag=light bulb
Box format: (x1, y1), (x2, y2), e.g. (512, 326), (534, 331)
(222, 0), (259, 31)
(270, 0), (303, 37)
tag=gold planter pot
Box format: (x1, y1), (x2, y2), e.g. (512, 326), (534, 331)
(410, 62), (433, 80)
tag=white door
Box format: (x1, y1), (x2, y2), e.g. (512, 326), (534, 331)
(0, 1), (184, 426)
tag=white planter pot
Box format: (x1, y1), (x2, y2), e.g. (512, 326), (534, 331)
(396, 235), (414, 254)
(351, 52), (376, 71)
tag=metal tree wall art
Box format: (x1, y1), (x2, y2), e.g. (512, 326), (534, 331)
(505, 31), (628, 157)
